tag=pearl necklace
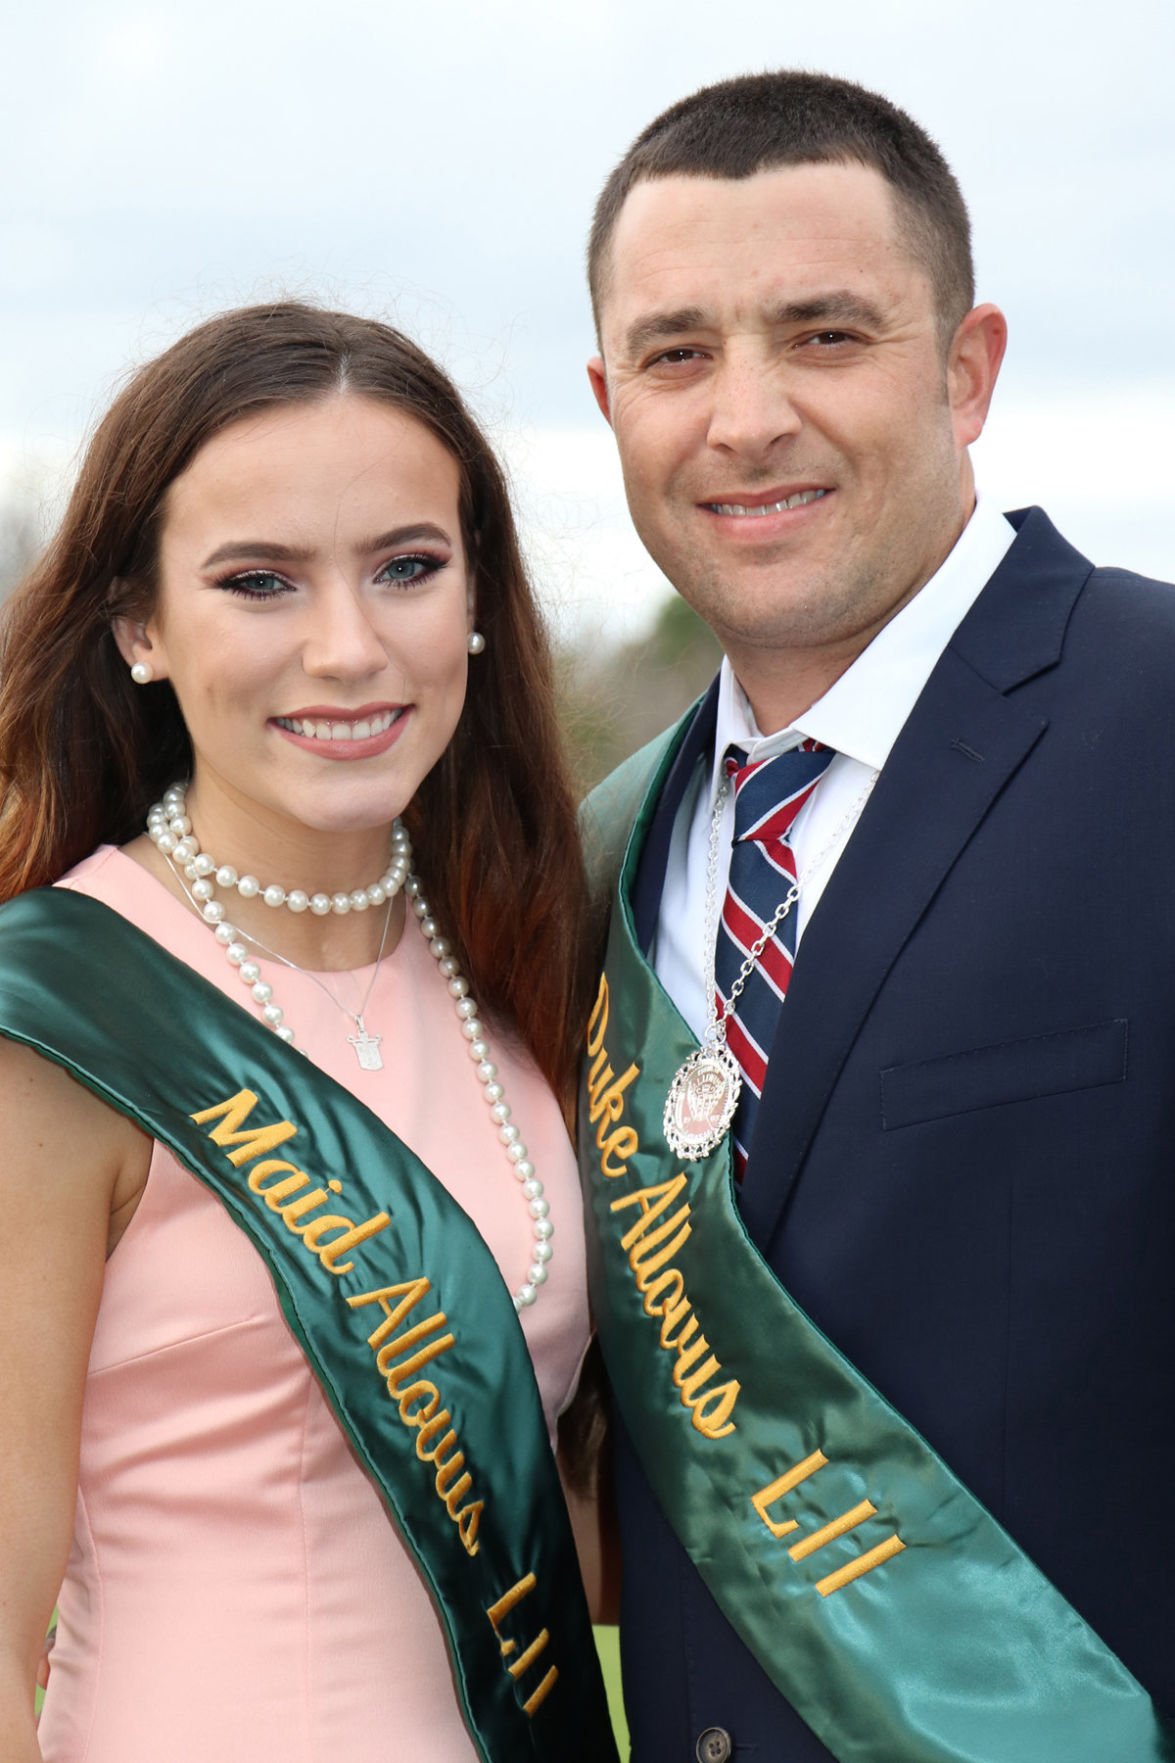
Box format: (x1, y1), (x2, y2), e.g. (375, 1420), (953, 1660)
(146, 785), (554, 1311)
(149, 783), (410, 917)
(406, 875), (554, 1310)
(148, 784), (410, 1062)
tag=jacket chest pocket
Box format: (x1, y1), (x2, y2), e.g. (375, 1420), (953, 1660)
(880, 1018), (1128, 1131)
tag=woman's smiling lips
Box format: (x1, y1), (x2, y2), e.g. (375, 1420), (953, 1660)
(270, 703), (410, 761)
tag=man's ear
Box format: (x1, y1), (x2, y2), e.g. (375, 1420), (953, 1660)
(587, 357), (612, 426)
(948, 303), (1008, 449)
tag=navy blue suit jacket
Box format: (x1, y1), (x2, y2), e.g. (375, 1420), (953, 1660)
(614, 509), (1175, 1760)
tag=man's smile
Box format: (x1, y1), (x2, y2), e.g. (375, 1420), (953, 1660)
(702, 488), (830, 517)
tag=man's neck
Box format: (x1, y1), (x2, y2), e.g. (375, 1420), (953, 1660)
(729, 495), (980, 734)
(727, 621), (898, 736)
(723, 549), (960, 731)
(726, 493), (1015, 748)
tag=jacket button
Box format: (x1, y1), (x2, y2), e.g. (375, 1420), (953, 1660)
(695, 1729), (733, 1763)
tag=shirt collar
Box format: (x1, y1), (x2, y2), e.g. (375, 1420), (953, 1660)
(709, 496), (1016, 802)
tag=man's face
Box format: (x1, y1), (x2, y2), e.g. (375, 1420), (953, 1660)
(589, 163), (1002, 720)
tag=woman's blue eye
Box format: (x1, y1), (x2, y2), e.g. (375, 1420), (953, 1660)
(212, 556), (442, 597)
(378, 555), (438, 585)
(217, 570), (292, 600)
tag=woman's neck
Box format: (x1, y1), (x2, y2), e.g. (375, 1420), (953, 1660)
(125, 781), (413, 971)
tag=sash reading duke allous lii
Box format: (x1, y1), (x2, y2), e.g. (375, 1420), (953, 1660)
(0, 887), (617, 1763)
(577, 711), (1175, 1763)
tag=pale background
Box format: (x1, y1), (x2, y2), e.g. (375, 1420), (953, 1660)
(3, 0), (1173, 645)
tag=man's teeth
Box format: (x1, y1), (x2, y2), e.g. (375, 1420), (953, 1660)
(276, 710), (400, 741)
(709, 489), (828, 516)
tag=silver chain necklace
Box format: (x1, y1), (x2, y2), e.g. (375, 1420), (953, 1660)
(169, 859), (398, 1067)
(663, 761), (879, 1161)
(148, 784), (411, 1067)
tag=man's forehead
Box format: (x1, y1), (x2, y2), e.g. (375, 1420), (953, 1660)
(599, 170), (922, 360)
(599, 163), (909, 326)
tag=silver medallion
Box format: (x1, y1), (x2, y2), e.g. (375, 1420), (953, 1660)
(663, 1045), (741, 1160)
(347, 1019), (384, 1071)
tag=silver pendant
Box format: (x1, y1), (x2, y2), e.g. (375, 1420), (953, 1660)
(347, 1019), (384, 1071)
(663, 1045), (741, 1160)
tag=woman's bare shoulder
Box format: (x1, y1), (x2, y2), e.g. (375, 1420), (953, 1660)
(0, 1036), (151, 1248)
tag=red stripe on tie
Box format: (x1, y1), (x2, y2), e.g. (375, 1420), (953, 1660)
(723, 882), (795, 996)
(721, 891), (766, 957)
(717, 738), (835, 1183)
(740, 786), (818, 845)
(759, 841), (800, 888)
(754, 932), (794, 997)
(724, 1012), (767, 1094)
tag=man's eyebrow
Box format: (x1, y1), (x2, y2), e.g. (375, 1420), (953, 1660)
(621, 293), (887, 361)
(200, 524), (453, 570)
(772, 292), (886, 329)
(622, 307), (710, 360)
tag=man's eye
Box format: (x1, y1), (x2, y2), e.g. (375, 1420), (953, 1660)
(377, 555), (440, 587)
(649, 348), (705, 367)
(216, 570), (293, 600)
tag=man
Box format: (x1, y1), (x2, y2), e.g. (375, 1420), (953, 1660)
(578, 71), (1175, 1762)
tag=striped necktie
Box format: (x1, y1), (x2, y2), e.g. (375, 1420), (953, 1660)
(714, 739), (834, 1179)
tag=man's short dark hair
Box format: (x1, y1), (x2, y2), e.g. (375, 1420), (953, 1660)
(588, 71), (974, 343)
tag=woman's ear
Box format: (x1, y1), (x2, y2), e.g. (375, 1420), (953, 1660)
(112, 607), (167, 682)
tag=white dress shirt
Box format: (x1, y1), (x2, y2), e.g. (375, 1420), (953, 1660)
(652, 499), (1018, 1040)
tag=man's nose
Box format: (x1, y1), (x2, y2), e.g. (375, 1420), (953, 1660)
(705, 349), (801, 458)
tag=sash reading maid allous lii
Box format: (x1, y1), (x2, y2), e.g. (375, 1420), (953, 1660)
(0, 887), (617, 1763)
(578, 711), (1175, 1763)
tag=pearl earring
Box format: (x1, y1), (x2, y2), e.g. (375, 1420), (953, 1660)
(130, 661), (153, 685)
(467, 631), (486, 656)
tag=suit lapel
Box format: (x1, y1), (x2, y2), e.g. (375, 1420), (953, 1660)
(737, 509), (1094, 1250)
(630, 679), (719, 953)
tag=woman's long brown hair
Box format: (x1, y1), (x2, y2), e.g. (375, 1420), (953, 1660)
(0, 303), (592, 1104)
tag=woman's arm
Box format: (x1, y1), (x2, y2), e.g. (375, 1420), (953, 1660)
(558, 1341), (621, 1625)
(0, 1039), (147, 1760)
(561, 1450), (622, 1627)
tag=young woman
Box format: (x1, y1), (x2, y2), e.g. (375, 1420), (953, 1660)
(0, 304), (614, 1763)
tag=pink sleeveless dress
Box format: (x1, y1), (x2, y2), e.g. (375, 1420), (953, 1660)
(37, 846), (590, 1763)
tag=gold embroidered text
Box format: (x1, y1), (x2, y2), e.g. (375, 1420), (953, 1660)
(348, 1276), (484, 1557)
(486, 1572), (559, 1717)
(752, 1450), (905, 1596)
(191, 1089), (390, 1275)
(586, 975), (642, 1178)
(610, 1176), (741, 1440)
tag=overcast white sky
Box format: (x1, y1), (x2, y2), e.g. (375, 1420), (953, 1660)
(3, 0), (1173, 638)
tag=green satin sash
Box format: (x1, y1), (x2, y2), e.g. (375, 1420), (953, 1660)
(578, 718), (1174, 1762)
(0, 887), (616, 1763)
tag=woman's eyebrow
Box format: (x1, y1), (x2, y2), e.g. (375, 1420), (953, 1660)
(200, 524), (453, 570)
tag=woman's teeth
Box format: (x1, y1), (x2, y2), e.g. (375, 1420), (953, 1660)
(276, 710), (400, 741)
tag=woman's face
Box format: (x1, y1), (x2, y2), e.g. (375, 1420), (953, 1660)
(128, 393), (474, 853)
